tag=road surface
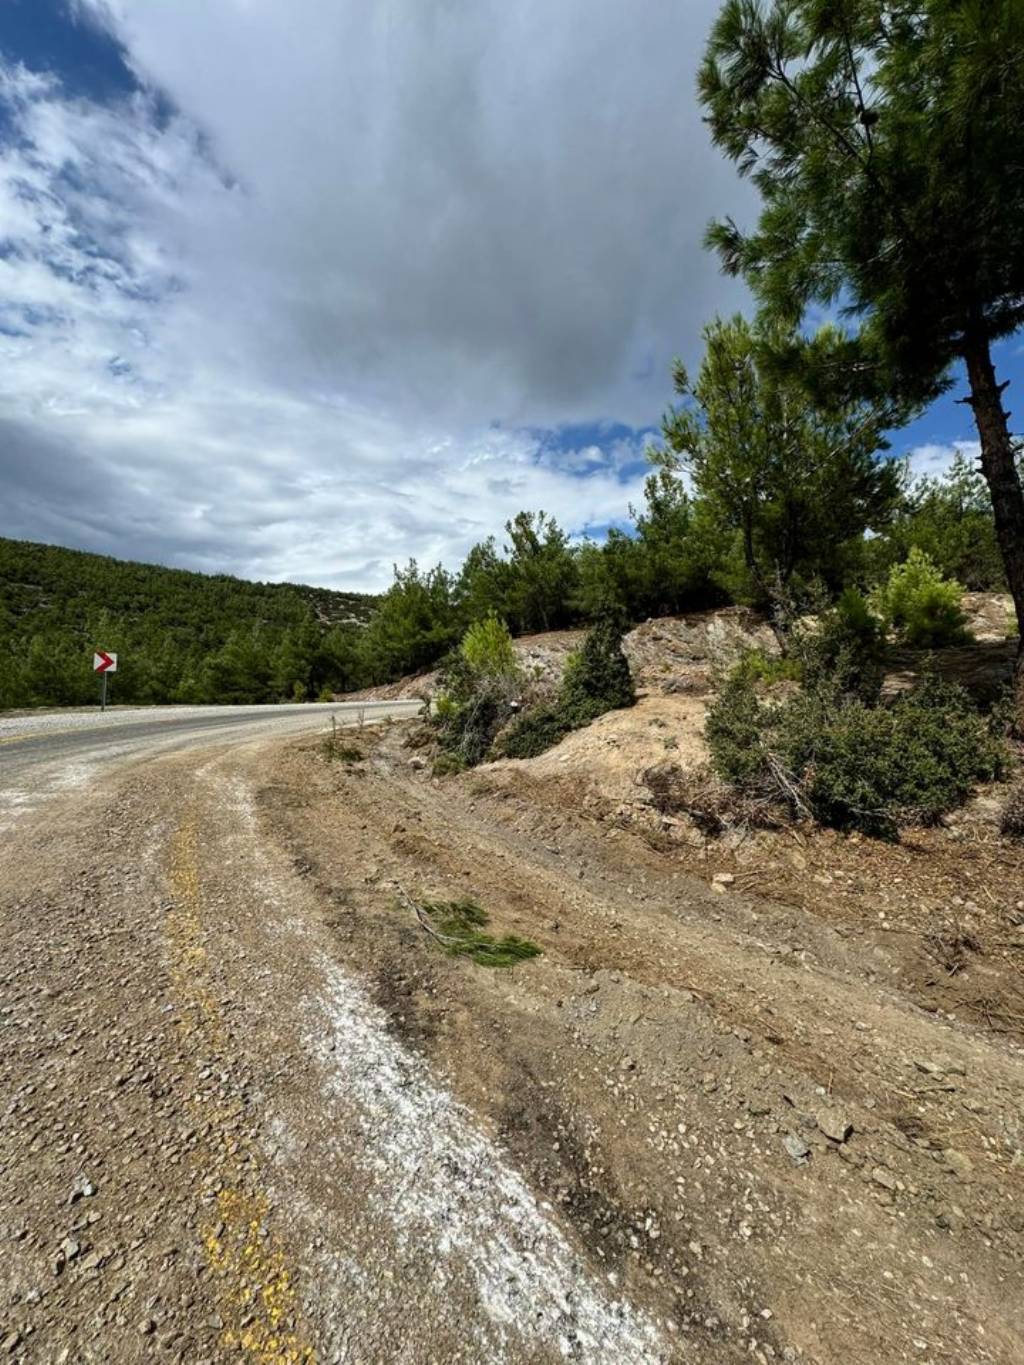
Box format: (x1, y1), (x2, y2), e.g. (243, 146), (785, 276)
(0, 706), (670, 1364)
(0, 702), (420, 830)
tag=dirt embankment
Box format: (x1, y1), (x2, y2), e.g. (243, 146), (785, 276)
(259, 706), (1024, 1365)
(297, 597), (1024, 1361)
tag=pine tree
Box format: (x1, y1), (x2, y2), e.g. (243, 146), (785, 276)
(659, 315), (901, 618)
(700, 0), (1024, 669)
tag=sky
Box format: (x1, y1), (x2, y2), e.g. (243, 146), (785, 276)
(0, 0), (1017, 592)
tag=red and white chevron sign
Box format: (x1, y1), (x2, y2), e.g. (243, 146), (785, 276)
(93, 651), (118, 674)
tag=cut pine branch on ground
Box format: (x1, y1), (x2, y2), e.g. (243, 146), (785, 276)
(394, 882), (541, 968)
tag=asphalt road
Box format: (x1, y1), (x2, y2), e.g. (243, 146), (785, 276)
(0, 700), (422, 833)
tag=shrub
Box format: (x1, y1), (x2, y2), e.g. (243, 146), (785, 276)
(870, 548), (970, 649)
(788, 587), (888, 704)
(706, 669), (1006, 838)
(730, 648), (803, 687)
(499, 703), (572, 759)
(433, 616), (522, 765)
(498, 617), (636, 759)
(432, 751), (467, 777)
(1002, 781), (1024, 840)
(705, 672), (776, 788)
(793, 680), (1004, 836)
(559, 617), (636, 722)
(460, 613), (519, 677)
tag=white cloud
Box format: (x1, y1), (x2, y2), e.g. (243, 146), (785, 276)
(1, 2), (746, 589)
(905, 440), (981, 484)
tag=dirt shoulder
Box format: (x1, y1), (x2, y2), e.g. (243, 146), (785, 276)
(256, 720), (1024, 1365)
(3, 701), (1022, 1363)
(0, 738), (669, 1363)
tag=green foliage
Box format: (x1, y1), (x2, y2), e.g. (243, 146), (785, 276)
(730, 649), (803, 687)
(793, 587), (887, 702)
(560, 617), (636, 724)
(498, 702), (573, 760)
(705, 675), (770, 789)
(417, 897), (541, 968)
(700, 0), (1024, 647)
(792, 681), (1005, 838)
(573, 470), (726, 621)
(357, 560), (461, 684)
(457, 512), (579, 636)
(431, 752), (468, 777)
(460, 613), (519, 677)
(871, 549), (970, 648)
(501, 512), (579, 633)
(499, 617), (635, 759)
(657, 316), (902, 611)
(433, 616), (522, 766)
(701, 0), (1024, 383)
(707, 668), (1006, 839)
(0, 538), (373, 709)
(873, 454), (1006, 591)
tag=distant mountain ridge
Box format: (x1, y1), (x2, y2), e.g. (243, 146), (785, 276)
(0, 537), (377, 708)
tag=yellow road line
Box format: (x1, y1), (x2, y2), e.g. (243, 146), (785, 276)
(0, 727), (85, 746)
(0, 719), (170, 746)
(167, 812), (315, 1365)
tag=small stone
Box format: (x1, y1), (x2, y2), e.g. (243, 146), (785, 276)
(782, 1133), (810, 1164)
(3, 1332), (21, 1355)
(61, 1238), (80, 1261)
(139, 1318), (157, 1337)
(914, 1057), (966, 1079)
(712, 872), (735, 886)
(944, 1150), (974, 1180)
(69, 1175), (97, 1204)
(816, 1110), (853, 1144)
(871, 1166), (898, 1191)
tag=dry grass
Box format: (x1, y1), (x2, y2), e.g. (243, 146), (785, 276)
(642, 760), (788, 837)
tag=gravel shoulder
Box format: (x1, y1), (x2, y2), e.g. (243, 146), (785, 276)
(2, 712), (1022, 1364)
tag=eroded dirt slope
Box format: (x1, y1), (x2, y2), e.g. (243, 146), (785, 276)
(259, 723), (1024, 1365)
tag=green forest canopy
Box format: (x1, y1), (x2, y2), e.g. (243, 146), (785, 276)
(0, 538), (375, 708)
(1, 441), (1011, 710)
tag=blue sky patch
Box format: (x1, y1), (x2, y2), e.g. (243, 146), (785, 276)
(0, 0), (137, 103)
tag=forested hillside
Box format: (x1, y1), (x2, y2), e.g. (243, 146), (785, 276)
(0, 539), (375, 708)
(1, 438), (1012, 712)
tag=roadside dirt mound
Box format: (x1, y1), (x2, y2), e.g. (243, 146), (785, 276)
(624, 607), (778, 691)
(489, 693), (709, 811)
(342, 628), (586, 703)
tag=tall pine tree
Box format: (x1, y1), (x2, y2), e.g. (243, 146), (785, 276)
(700, 0), (1024, 668)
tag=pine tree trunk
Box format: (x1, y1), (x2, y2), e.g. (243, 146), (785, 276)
(962, 331), (1024, 683)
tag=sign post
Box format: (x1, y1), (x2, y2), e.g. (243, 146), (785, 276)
(93, 651), (118, 710)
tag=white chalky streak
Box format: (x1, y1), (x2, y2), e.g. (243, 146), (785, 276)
(310, 955), (667, 1363)
(224, 772), (669, 1363)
